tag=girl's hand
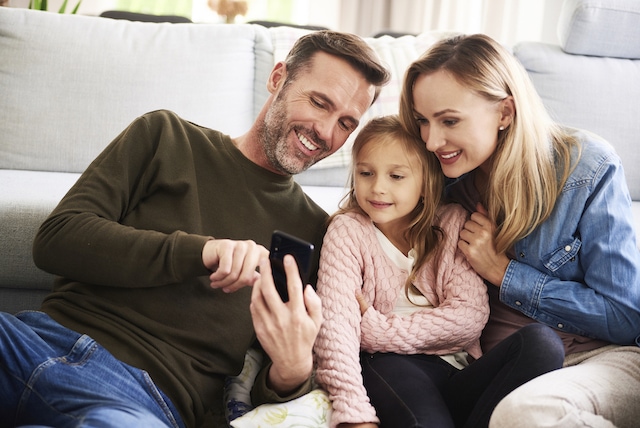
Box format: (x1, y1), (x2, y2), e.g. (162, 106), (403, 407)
(458, 203), (510, 287)
(355, 290), (369, 315)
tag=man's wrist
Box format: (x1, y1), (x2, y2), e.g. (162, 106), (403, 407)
(267, 360), (313, 396)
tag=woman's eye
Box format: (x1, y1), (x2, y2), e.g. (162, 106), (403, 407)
(443, 119), (458, 126)
(416, 117), (428, 126)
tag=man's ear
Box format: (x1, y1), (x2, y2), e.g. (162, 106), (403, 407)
(267, 62), (287, 94)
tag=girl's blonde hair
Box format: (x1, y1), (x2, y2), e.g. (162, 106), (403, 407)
(333, 115), (444, 294)
(399, 34), (578, 253)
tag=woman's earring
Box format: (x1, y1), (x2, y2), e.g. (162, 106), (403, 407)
(499, 126), (505, 131)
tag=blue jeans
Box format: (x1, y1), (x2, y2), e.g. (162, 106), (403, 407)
(361, 323), (565, 428)
(0, 311), (185, 428)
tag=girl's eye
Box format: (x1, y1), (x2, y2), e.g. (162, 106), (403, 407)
(391, 174), (404, 180)
(358, 171), (373, 177)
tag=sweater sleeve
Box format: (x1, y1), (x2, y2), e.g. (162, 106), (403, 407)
(33, 111), (212, 288)
(314, 215), (379, 427)
(360, 205), (488, 359)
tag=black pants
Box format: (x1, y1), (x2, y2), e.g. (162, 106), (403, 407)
(360, 323), (564, 428)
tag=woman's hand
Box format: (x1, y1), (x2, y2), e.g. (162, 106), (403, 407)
(458, 203), (510, 287)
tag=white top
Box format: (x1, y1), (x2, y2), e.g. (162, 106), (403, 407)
(375, 226), (469, 370)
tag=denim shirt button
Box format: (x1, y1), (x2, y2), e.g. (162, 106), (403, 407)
(515, 301), (522, 306)
(519, 252), (525, 258)
(564, 245), (571, 252)
(557, 323), (564, 329)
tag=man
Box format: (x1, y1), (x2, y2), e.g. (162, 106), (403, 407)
(0, 31), (389, 427)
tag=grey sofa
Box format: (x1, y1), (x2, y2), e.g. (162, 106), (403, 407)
(1, 0), (639, 317)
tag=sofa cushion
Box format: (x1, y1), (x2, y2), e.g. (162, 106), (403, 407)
(0, 170), (80, 292)
(514, 42), (640, 201)
(0, 8), (270, 174)
(558, 0), (640, 58)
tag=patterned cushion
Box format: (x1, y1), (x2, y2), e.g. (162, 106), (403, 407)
(230, 389), (332, 427)
(224, 347), (332, 427)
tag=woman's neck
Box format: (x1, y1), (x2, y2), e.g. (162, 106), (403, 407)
(473, 168), (491, 207)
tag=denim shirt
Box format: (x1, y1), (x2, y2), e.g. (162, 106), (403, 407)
(446, 129), (640, 347)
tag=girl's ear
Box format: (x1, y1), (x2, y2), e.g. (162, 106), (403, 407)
(267, 62), (287, 94)
(499, 96), (515, 129)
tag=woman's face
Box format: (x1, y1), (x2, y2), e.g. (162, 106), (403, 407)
(412, 69), (504, 179)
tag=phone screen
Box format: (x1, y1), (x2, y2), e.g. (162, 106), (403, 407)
(269, 230), (315, 302)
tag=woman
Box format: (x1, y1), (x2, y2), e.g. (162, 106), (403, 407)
(399, 33), (640, 427)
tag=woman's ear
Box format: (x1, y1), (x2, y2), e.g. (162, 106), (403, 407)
(267, 62), (287, 94)
(499, 96), (515, 129)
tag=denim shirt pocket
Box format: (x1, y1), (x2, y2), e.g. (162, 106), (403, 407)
(542, 237), (582, 272)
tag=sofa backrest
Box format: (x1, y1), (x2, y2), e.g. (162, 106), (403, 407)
(513, 0), (640, 200)
(0, 7), (271, 174)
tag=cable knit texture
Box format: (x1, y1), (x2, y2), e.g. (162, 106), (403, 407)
(314, 204), (489, 427)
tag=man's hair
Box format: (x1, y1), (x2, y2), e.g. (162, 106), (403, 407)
(283, 30), (390, 104)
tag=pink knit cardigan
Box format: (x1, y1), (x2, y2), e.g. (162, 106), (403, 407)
(314, 204), (489, 427)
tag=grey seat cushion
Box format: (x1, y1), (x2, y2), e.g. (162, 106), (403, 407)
(0, 170), (80, 291)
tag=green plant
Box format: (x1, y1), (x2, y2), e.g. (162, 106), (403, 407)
(29, 0), (82, 14)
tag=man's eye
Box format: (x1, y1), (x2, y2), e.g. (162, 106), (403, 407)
(339, 120), (355, 132)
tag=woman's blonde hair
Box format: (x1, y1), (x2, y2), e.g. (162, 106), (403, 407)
(333, 115), (444, 294)
(399, 34), (578, 252)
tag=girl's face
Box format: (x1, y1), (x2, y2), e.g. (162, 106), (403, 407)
(412, 69), (505, 179)
(354, 138), (423, 237)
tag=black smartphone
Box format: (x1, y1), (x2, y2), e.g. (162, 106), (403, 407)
(269, 230), (315, 302)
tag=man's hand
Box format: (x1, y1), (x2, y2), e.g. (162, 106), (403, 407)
(250, 255), (323, 395)
(458, 203), (510, 287)
(203, 239), (269, 293)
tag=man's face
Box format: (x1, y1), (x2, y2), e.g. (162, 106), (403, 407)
(259, 51), (376, 175)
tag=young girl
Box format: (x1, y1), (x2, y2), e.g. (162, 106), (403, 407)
(313, 115), (563, 428)
(399, 33), (640, 427)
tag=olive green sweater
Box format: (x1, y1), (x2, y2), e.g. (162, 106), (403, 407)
(33, 110), (328, 427)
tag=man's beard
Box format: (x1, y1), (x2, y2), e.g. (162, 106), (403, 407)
(259, 93), (325, 175)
